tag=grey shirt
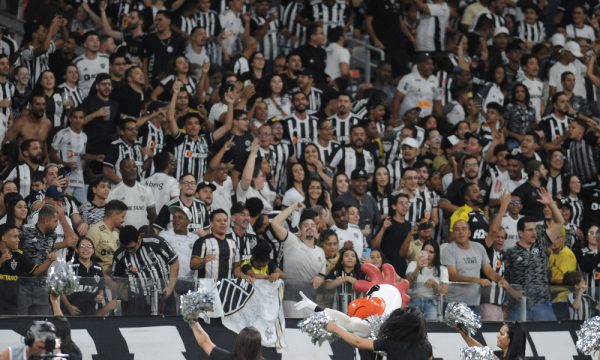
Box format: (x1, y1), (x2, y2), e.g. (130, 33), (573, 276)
(441, 241), (489, 306)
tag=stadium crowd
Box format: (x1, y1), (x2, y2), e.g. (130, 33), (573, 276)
(0, 0), (599, 325)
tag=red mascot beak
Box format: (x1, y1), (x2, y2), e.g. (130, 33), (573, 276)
(347, 296), (386, 319)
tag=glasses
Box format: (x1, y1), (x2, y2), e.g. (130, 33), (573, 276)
(78, 244), (94, 249)
(180, 181), (196, 186)
(552, 155), (566, 160)
(272, 124), (283, 129)
(509, 200), (521, 205)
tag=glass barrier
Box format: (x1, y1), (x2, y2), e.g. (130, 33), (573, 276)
(0, 276), (578, 323)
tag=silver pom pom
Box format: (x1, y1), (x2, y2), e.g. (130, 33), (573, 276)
(461, 346), (494, 360)
(298, 312), (336, 346)
(576, 316), (600, 354)
(445, 302), (481, 336)
(47, 258), (79, 296)
(180, 288), (215, 322)
(366, 314), (389, 339)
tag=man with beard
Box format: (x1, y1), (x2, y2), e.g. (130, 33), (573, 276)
(512, 160), (549, 222)
(330, 124), (376, 179)
(185, 27), (210, 79)
(451, 183), (489, 245)
(74, 31), (109, 98)
(283, 91), (319, 157)
(3, 95), (52, 147)
(328, 92), (361, 144)
(540, 92), (573, 152)
(271, 202), (325, 315)
(3, 139), (45, 198)
(110, 66), (148, 118)
(439, 155), (487, 215)
(337, 169), (380, 231)
(141, 11), (186, 83)
(289, 68), (323, 114)
(99, 4), (145, 60)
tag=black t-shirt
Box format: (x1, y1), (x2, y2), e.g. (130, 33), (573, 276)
(373, 338), (432, 360)
(512, 181), (544, 221)
(212, 132), (254, 173)
(209, 346), (231, 359)
(110, 85), (148, 118)
(380, 219), (411, 277)
(83, 96), (120, 155)
(141, 33), (186, 82)
(0, 249), (37, 315)
(365, 0), (405, 46)
(292, 44), (327, 84)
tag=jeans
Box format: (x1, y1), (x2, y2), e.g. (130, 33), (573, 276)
(509, 302), (557, 321)
(410, 297), (439, 321)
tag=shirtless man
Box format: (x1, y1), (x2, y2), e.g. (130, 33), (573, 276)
(3, 94), (53, 147)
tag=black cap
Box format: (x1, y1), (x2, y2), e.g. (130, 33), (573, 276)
(230, 201), (247, 215)
(414, 52), (432, 63)
(351, 169), (368, 180)
(298, 68), (313, 77)
(196, 181), (216, 192)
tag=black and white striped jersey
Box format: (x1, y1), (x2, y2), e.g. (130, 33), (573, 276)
(564, 196), (584, 228)
(539, 113), (571, 142)
(195, 10), (223, 65)
(159, 74), (197, 97)
(269, 140), (293, 195)
(289, 86), (323, 114)
(283, 113), (318, 156)
(406, 190), (431, 224)
(0, 79), (15, 119)
(546, 174), (564, 198)
(112, 235), (178, 295)
(436, 70), (453, 107)
(57, 83), (85, 109)
(176, 15), (198, 35)
(154, 197), (210, 232)
(0, 35), (18, 57)
(227, 227), (258, 261)
(3, 162), (45, 198)
(167, 133), (213, 182)
(20, 41), (56, 86)
(45, 91), (66, 128)
(567, 134), (599, 187)
(280, 1), (306, 53)
(192, 233), (239, 280)
(328, 112), (361, 144)
(137, 121), (165, 178)
(301, 0), (350, 35)
(329, 145), (376, 178)
(481, 247), (505, 306)
(315, 139), (341, 165)
(103, 138), (146, 181)
(518, 21), (546, 45)
(250, 14), (280, 61)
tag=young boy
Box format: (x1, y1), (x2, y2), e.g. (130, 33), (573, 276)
(564, 271), (600, 320)
(239, 242), (286, 282)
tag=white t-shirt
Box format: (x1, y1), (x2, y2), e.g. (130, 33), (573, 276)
(212, 177), (233, 215)
(51, 127), (87, 188)
(501, 214), (522, 250)
(264, 96), (292, 119)
(107, 182), (156, 230)
(325, 42), (351, 80)
(185, 43), (210, 79)
(74, 53), (109, 98)
(208, 102), (228, 125)
(396, 71), (441, 117)
(519, 76), (544, 121)
(219, 10), (244, 56)
(548, 60), (586, 97)
(489, 173), (527, 200)
(566, 24), (596, 42)
(144, 172), (180, 212)
(236, 182), (276, 213)
(406, 261), (449, 298)
(415, 3), (450, 52)
(446, 101), (465, 125)
(282, 232), (326, 283)
(330, 224), (365, 256)
(160, 228), (197, 281)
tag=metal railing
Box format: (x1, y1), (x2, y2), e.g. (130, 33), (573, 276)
(345, 36), (385, 84)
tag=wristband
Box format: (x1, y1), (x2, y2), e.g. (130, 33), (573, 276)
(318, 273), (326, 277)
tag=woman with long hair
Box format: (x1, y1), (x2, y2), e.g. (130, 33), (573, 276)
(240, 51), (266, 87)
(546, 149), (567, 197)
(4, 194), (28, 228)
(563, 174), (584, 229)
(580, 225), (600, 300)
(325, 247), (365, 311)
(300, 143), (333, 189)
(369, 165), (391, 216)
(263, 74), (291, 118)
(326, 307), (433, 359)
(458, 321), (527, 360)
(191, 320), (264, 360)
(331, 172), (350, 200)
(32, 70), (65, 128)
(503, 83), (536, 149)
(303, 177), (330, 210)
(152, 55), (199, 102)
(58, 64), (85, 111)
(405, 239), (448, 320)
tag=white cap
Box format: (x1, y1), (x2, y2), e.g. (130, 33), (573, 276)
(401, 137), (420, 149)
(169, 206), (192, 220)
(551, 33), (565, 47)
(494, 26), (509, 37)
(564, 40), (583, 57)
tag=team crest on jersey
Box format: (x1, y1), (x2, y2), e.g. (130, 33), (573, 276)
(100, 63), (106, 69)
(94, 274), (101, 284)
(10, 259), (17, 271)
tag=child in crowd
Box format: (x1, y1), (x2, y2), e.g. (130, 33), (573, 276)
(239, 242), (286, 282)
(564, 271), (600, 320)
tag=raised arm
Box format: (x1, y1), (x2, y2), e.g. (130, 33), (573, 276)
(484, 192), (510, 248)
(99, 0), (124, 40)
(271, 202), (302, 241)
(167, 81), (184, 136)
(239, 138), (260, 191)
(211, 89), (235, 142)
(537, 188), (565, 242)
(189, 321), (217, 356)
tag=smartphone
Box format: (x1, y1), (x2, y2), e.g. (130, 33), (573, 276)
(58, 167), (71, 178)
(362, 247), (372, 260)
(420, 250), (428, 262)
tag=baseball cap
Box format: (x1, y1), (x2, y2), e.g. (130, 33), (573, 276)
(169, 206), (192, 220)
(551, 33), (566, 47)
(298, 68), (313, 77)
(494, 26), (509, 37)
(45, 185), (65, 200)
(564, 41), (583, 57)
(196, 181), (216, 192)
(414, 52), (432, 64)
(351, 169), (368, 180)
(401, 137), (420, 149)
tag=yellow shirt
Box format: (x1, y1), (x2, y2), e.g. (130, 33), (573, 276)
(87, 220), (120, 274)
(450, 204), (475, 231)
(549, 246), (577, 302)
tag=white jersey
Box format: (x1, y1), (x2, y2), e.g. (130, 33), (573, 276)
(396, 71), (441, 117)
(325, 42), (350, 80)
(107, 182), (156, 230)
(519, 75), (544, 121)
(415, 2), (450, 52)
(566, 24), (596, 42)
(143, 172), (180, 212)
(330, 223), (365, 256)
(212, 177), (233, 216)
(501, 214), (522, 250)
(159, 228), (197, 281)
(74, 53), (110, 98)
(548, 60), (586, 98)
(51, 127), (87, 188)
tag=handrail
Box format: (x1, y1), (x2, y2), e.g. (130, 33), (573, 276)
(345, 36), (385, 83)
